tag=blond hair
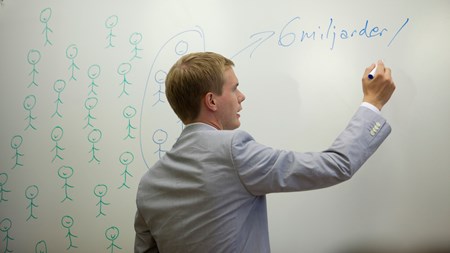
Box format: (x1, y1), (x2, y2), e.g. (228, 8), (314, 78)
(165, 52), (234, 123)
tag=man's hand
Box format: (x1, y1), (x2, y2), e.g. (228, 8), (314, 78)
(362, 60), (396, 111)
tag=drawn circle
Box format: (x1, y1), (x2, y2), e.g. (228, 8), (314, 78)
(129, 32), (143, 45)
(0, 218), (12, 232)
(88, 64), (101, 79)
(152, 129), (168, 145)
(105, 226), (120, 241)
(117, 62), (132, 75)
(175, 40), (189, 55)
(94, 184), (108, 197)
(105, 15), (119, 29)
(119, 151), (134, 165)
(123, 106), (137, 118)
(51, 126), (64, 141)
(0, 173), (8, 185)
(10, 135), (23, 149)
(58, 166), (74, 179)
(84, 97), (98, 110)
(61, 215), (74, 228)
(25, 185), (39, 199)
(154, 70), (167, 85)
(40, 8), (52, 23)
(23, 95), (37, 110)
(88, 129), (102, 143)
(66, 44), (78, 59)
(53, 79), (67, 93)
(35, 240), (48, 252)
(27, 49), (41, 65)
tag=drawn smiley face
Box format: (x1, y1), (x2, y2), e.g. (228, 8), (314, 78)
(10, 135), (23, 149)
(119, 151), (134, 165)
(27, 49), (41, 65)
(61, 215), (74, 229)
(88, 129), (102, 143)
(66, 44), (79, 59)
(23, 95), (37, 110)
(0, 218), (12, 232)
(94, 184), (108, 197)
(51, 126), (64, 142)
(105, 226), (120, 241)
(25, 185), (39, 200)
(122, 106), (136, 119)
(58, 166), (74, 179)
(88, 64), (101, 79)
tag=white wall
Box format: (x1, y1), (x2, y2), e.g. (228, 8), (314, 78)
(1, 0), (449, 252)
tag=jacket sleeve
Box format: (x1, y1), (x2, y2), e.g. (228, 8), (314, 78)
(134, 208), (159, 253)
(231, 106), (391, 196)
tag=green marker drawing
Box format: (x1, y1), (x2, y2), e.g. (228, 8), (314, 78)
(123, 105), (137, 140)
(10, 135), (24, 169)
(24, 94), (37, 131)
(35, 240), (48, 253)
(87, 64), (101, 96)
(117, 63), (132, 97)
(83, 97), (98, 129)
(129, 32), (143, 61)
(105, 15), (118, 48)
(0, 218), (14, 253)
(61, 215), (78, 250)
(25, 185), (39, 221)
(40, 8), (53, 46)
(105, 226), (122, 253)
(94, 184), (109, 217)
(66, 44), (79, 82)
(52, 79), (66, 118)
(27, 49), (41, 88)
(51, 126), (65, 162)
(58, 166), (74, 203)
(88, 128), (102, 164)
(0, 173), (11, 203)
(118, 151), (134, 189)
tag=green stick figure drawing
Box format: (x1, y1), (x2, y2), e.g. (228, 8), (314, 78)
(129, 32), (143, 61)
(66, 44), (79, 82)
(10, 135), (24, 169)
(0, 218), (14, 253)
(24, 94), (37, 131)
(94, 184), (109, 217)
(25, 185), (39, 221)
(87, 64), (101, 96)
(105, 226), (122, 253)
(52, 79), (66, 118)
(27, 49), (41, 88)
(61, 215), (78, 250)
(0, 173), (11, 203)
(35, 240), (48, 253)
(105, 15), (118, 48)
(58, 166), (74, 203)
(83, 97), (98, 129)
(123, 105), (136, 140)
(117, 63), (132, 97)
(118, 151), (134, 189)
(51, 126), (65, 162)
(40, 8), (53, 46)
(88, 128), (102, 164)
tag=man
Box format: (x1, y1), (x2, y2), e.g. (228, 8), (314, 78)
(134, 52), (395, 253)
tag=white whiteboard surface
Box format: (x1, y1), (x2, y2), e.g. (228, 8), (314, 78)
(1, 0), (449, 252)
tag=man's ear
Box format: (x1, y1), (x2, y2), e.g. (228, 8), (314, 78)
(204, 92), (218, 111)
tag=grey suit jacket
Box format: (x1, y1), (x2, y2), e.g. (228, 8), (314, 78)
(135, 106), (391, 253)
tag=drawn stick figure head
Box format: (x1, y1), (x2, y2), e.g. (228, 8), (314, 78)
(27, 49), (41, 65)
(58, 166), (74, 180)
(105, 226), (120, 241)
(94, 184), (108, 197)
(25, 185), (39, 200)
(61, 215), (74, 229)
(10, 135), (23, 149)
(119, 151), (134, 166)
(0, 218), (12, 232)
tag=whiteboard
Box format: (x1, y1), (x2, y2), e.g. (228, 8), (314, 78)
(1, 0), (449, 252)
